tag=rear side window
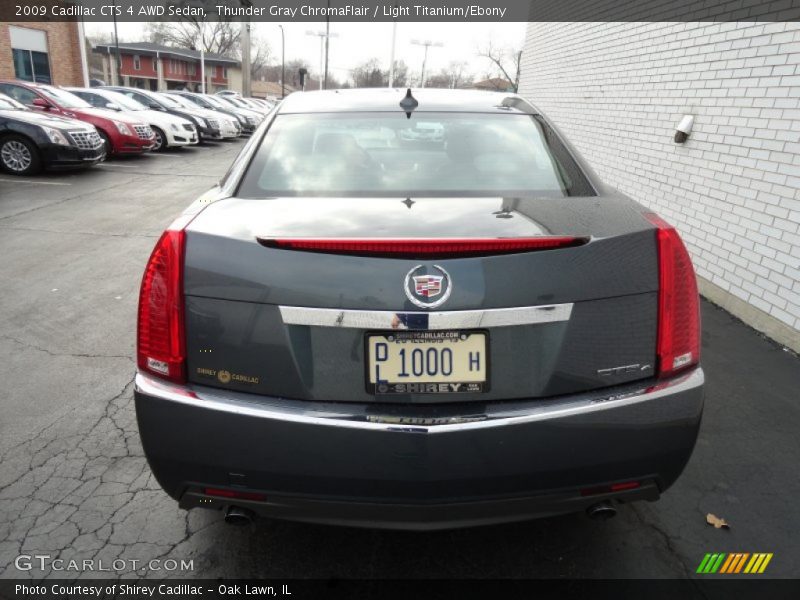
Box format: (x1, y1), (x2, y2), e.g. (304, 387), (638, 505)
(237, 112), (595, 197)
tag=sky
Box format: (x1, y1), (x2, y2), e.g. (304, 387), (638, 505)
(85, 21), (528, 84)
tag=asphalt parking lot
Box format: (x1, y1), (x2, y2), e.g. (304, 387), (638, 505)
(0, 141), (798, 580)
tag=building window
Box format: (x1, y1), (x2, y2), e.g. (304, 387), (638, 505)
(170, 59), (177, 73)
(133, 55), (141, 70)
(9, 26), (52, 84)
(152, 58), (158, 72)
(188, 62), (196, 76)
(222, 67), (228, 79)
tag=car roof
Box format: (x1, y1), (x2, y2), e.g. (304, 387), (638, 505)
(0, 79), (45, 90)
(102, 86), (155, 95)
(276, 88), (538, 115)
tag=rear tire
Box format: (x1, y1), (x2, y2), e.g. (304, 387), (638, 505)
(151, 126), (166, 151)
(0, 135), (42, 176)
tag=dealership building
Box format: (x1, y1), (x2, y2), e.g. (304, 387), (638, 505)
(0, 22), (88, 86)
(520, 22), (800, 352)
(92, 42), (242, 93)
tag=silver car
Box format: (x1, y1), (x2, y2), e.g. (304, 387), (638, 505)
(135, 89), (703, 530)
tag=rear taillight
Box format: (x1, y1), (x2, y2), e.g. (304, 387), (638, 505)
(137, 227), (186, 383)
(257, 237), (587, 258)
(644, 213), (701, 378)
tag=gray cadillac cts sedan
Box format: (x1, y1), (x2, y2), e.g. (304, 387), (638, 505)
(134, 88), (704, 529)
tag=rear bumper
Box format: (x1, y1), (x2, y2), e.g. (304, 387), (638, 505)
(134, 367), (704, 530)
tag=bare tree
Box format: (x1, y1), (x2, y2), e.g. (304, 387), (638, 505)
(285, 59), (313, 88)
(351, 58), (386, 88)
(476, 40), (522, 92)
(146, 21), (271, 81)
(146, 21), (240, 56)
(422, 61), (471, 89)
(249, 34), (272, 81)
(325, 73), (345, 89)
(390, 60), (409, 87)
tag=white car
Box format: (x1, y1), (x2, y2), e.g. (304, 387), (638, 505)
(67, 87), (198, 151)
(161, 93), (241, 139)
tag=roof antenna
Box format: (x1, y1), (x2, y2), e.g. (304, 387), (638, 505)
(399, 88), (418, 119)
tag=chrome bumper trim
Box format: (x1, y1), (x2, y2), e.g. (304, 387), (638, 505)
(278, 303), (573, 330)
(135, 368), (704, 434)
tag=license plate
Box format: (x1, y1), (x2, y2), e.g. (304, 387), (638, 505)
(366, 331), (488, 394)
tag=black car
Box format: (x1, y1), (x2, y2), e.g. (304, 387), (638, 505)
(0, 93), (105, 175)
(101, 87), (222, 142)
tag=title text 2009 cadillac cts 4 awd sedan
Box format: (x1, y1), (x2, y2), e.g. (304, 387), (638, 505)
(134, 89), (703, 530)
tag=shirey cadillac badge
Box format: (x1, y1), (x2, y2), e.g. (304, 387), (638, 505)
(404, 264), (452, 308)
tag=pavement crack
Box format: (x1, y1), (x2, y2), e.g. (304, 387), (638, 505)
(629, 504), (708, 595)
(0, 180), (135, 222)
(0, 334), (134, 362)
(0, 225), (159, 239)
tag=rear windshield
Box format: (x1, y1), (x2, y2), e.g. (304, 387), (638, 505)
(237, 112), (594, 197)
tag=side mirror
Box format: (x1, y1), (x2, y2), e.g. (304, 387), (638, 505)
(32, 98), (50, 109)
(105, 103), (121, 111)
(149, 102), (162, 110)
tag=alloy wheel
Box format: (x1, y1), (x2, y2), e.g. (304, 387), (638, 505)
(1, 140), (32, 172)
(153, 129), (164, 151)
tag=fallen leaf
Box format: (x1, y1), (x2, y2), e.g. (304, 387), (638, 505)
(706, 513), (730, 529)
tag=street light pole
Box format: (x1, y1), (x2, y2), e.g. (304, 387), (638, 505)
(324, 0), (330, 89)
(306, 30), (338, 90)
(278, 25), (285, 98)
(388, 19), (397, 87)
(200, 22), (205, 93)
(240, 0), (253, 96)
(112, 0), (121, 86)
(410, 39), (442, 88)
(241, 20), (251, 96)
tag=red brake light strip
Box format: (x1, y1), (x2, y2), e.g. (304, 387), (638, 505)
(257, 237), (588, 258)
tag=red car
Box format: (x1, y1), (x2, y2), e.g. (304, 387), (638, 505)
(0, 80), (155, 155)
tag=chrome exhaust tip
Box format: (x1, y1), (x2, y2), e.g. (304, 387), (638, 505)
(224, 505), (256, 526)
(586, 501), (617, 520)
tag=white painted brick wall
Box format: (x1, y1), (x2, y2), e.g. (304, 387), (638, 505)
(519, 22), (800, 336)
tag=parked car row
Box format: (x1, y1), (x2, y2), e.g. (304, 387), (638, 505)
(0, 93), (105, 174)
(0, 80), (271, 176)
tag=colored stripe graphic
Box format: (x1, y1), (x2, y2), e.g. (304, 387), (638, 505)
(719, 554), (736, 573)
(720, 553), (738, 573)
(700, 553), (773, 574)
(744, 554), (761, 573)
(734, 553), (750, 573)
(758, 553), (773, 573)
(696, 554), (713, 573)
(710, 553), (726, 573)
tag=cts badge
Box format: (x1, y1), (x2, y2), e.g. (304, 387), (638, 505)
(404, 264), (452, 308)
